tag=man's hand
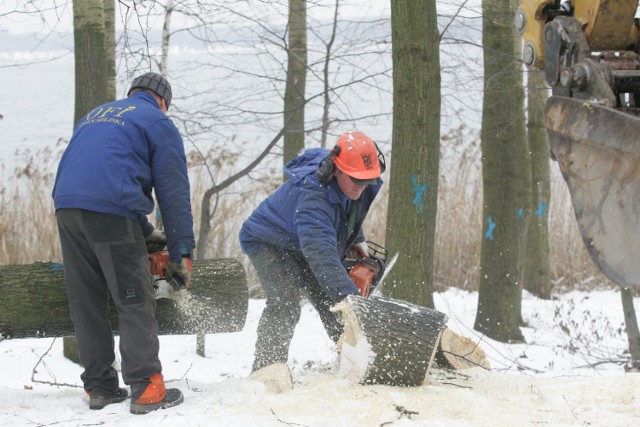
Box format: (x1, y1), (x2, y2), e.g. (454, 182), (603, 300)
(145, 229), (167, 253)
(347, 241), (369, 259)
(166, 259), (191, 291)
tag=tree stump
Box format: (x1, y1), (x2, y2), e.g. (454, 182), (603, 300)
(0, 258), (248, 339)
(435, 327), (490, 370)
(332, 294), (448, 387)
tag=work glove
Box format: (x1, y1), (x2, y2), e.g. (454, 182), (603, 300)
(166, 259), (191, 291)
(145, 229), (167, 253)
(346, 241), (369, 259)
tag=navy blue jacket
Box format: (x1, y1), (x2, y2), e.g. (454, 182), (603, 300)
(52, 92), (194, 262)
(239, 148), (382, 303)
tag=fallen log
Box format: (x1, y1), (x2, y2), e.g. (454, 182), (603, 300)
(333, 294), (448, 387)
(0, 258), (248, 339)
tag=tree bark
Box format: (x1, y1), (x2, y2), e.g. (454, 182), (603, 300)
(621, 287), (640, 370)
(320, 0), (339, 148)
(283, 0), (307, 175)
(333, 295), (447, 386)
(474, 0), (530, 342)
(523, 69), (551, 299)
(160, 0), (174, 76)
(73, 0), (115, 123)
(103, 0), (116, 97)
(385, 0), (440, 308)
(0, 259), (248, 339)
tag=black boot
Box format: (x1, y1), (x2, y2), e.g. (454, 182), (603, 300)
(130, 388), (183, 414)
(89, 387), (129, 410)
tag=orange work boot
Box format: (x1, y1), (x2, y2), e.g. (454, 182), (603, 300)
(130, 373), (184, 415)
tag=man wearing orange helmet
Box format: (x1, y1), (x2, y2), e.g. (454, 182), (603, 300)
(239, 131), (385, 372)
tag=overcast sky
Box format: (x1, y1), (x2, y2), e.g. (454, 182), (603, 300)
(0, 0), (396, 36)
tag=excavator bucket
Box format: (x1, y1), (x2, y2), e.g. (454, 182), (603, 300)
(546, 96), (640, 289)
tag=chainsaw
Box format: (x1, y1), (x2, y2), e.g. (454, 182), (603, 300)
(344, 241), (388, 298)
(149, 250), (192, 300)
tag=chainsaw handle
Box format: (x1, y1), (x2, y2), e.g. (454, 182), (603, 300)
(347, 256), (386, 297)
(166, 258), (192, 290)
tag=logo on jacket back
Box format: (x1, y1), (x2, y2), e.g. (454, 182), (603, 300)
(362, 154), (372, 169)
(79, 105), (137, 128)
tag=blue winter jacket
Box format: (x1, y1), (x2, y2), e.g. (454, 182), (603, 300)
(52, 92), (195, 262)
(239, 148), (382, 303)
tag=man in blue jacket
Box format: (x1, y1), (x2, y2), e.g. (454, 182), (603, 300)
(240, 131), (384, 372)
(52, 72), (194, 414)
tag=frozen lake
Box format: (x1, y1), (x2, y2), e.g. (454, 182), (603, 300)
(1, 51), (74, 166)
(0, 12), (485, 178)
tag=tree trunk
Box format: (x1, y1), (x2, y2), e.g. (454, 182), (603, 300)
(73, 0), (115, 123)
(333, 295), (447, 386)
(103, 0), (116, 97)
(0, 259), (248, 339)
(320, 1), (339, 148)
(160, 0), (174, 76)
(385, 0), (440, 308)
(474, 0), (530, 342)
(283, 0), (307, 175)
(621, 287), (640, 371)
(523, 69), (551, 299)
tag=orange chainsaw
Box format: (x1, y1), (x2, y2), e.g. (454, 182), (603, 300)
(344, 241), (387, 298)
(148, 250), (192, 300)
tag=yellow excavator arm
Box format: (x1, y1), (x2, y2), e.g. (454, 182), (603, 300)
(517, 0), (639, 69)
(516, 0), (640, 370)
(516, 1), (640, 290)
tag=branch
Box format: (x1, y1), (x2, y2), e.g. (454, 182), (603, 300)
(31, 338), (81, 388)
(439, 0), (471, 41)
(202, 108), (299, 198)
(270, 409), (309, 427)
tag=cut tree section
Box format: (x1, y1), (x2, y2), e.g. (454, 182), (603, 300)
(333, 295), (448, 386)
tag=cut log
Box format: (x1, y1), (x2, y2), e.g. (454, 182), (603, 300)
(332, 294), (448, 387)
(435, 327), (490, 370)
(0, 258), (248, 339)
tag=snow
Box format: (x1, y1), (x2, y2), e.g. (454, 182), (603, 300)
(1, 288), (639, 426)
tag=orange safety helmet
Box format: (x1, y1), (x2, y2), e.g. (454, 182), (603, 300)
(333, 131), (383, 181)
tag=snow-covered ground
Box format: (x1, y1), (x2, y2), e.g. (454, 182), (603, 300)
(1, 288), (638, 426)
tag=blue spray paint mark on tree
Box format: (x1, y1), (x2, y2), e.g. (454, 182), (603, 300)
(485, 216), (496, 240)
(411, 176), (427, 213)
(535, 201), (547, 217)
(517, 208), (524, 218)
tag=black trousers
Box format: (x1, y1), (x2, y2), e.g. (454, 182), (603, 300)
(249, 246), (343, 372)
(56, 209), (161, 394)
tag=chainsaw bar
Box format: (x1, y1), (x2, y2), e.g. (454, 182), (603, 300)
(371, 252), (399, 297)
(153, 279), (188, 300)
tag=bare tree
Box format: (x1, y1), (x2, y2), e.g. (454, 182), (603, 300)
(73, 0), (115, 122)
(160, 0), (174, 76)
(115, 1), (394, 259)
(319, 0), (339, 148)
(282, 0), (307, 172)
(385, 0), (441, 308)
(523, 68), (551, 299)
(474, 0), (530, 342)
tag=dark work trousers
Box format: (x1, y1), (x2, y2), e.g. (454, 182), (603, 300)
(249, 245), (343, 372)
(56, 208), (161, 394)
